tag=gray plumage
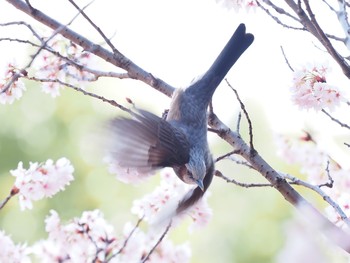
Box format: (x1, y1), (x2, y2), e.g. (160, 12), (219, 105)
(108, 24), (254, 214)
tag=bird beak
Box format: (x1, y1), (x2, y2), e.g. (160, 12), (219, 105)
(196, 179), (205, 191)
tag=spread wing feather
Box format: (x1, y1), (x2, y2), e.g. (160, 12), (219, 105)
(108, 109), (190, 173)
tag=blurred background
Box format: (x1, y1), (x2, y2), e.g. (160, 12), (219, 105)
(1, 0), (350, 262)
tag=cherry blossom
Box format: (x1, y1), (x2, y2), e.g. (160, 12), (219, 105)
(119, 221), (191, 263)
(277, 213), (331, 263)
(215, 0), (257, 11)
(187, 193), (212, 232)
(10, 158), (74, 210)
(0, 230), (30, 263)
(131, 168), (212, 229)
(104, 155), (155, 184)
(290, 64), (344, 111)
(32, 210), (117, 262)
(325, 193), (350, 229)
(0, 62), (26, 104)
(146, 239), (191, 263)
(275, 134), (328, 184)
(35, 35), (94, 97)
(276, 133), (350, 234)
(31, 209), (192, 263)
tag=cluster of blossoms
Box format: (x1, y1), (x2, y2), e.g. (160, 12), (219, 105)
(104, 155), (155, 184)
(0, 230), (30, 262)
(10, 158), (74, 210)
(131, 168), (212, 230)
(290, 64), (344, 111)
(105, 157), (212, 230)
(0, 62), (26, 105)
(105, 159), (213, 230)
(1, 160), (211, 262)
(0, 34), (94, 104)
(35, 35), (94, 97)
(276, 134), (350, 261)
(276, 134), (350, 228)
(215, 0), (256, 11)
(275, 134), (328, 184)
(276, 206), (344, 263)
(0, 210), (191, 262)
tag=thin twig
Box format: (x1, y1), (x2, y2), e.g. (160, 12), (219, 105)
(225, 79), (255, 153)
(0, 193), (13, 210)
(24, 0), (33, 9)
(325, 33), (346, 42)
(257, 1), (304, 30)
(0, 187), (19, 210)
(27, 76), (132, 113)
(107, 217), (143, 262)
(215, 150), (256, 170)
(319, 160), (335, 188)
(0, 36), (130, 80)
(0, 37), (41, 47)
(207, 101), (227, 135)
(321, 0), (336, 12)
(215, 170), (272, 188)
(68, 0), (122, 56)
(0, 21), (44, 43)
(227, 156), (257, 170)
(141, 221), (172, 263)
(236, 112), (242, 133)
(80, 222), (101, 262)
(281, 172), (350, 228)
(215, 150), (239, 163)
(259, 0), (302, 24)
(280, 46), (295, 71)
(321, 109), (350, 129)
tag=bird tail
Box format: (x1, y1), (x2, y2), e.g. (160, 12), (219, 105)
(186, 23), (254, 104)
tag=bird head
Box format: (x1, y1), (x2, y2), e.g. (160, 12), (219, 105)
(185, 159), (206, 191)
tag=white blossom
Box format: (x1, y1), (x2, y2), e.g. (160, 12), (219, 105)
(290, 64), (344, 111)
(10, 158), (74, 210)
(0, 230), (30, 263)
(0, 62), (26, 105)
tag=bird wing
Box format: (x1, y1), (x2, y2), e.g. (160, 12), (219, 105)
(108, 109), (190, 173)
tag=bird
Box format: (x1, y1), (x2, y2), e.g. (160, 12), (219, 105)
(108, 23), (254, 215)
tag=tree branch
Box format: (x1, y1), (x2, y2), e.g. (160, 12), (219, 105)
(208, 111), (350, 253)
(5, 0), (175, 97)
(281, 172), (350, 228)
(283, 0), (350, 78)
